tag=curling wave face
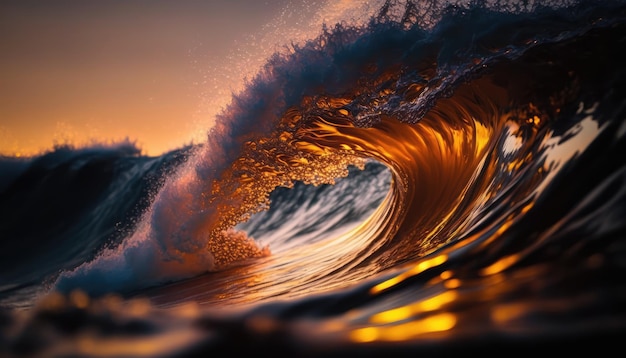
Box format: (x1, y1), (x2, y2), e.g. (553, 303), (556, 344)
(1, 0), (626, 356)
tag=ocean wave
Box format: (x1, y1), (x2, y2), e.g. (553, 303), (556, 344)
(1, 0), (626, 356)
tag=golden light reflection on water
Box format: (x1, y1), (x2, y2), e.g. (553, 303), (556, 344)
(371, 254), (448, 294)
(350, 313), (457, 342)
(481, 254), (521, 276)
(490, 302), (529, 323)
(70, 331), (201, 357)
(370, 291), (457, 324)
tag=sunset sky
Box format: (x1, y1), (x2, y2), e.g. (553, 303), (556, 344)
(0, 0), (333, 157)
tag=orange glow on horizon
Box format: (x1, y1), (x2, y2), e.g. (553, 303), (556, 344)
(0, 120), (202, 158)
(1, 1), (339, 158)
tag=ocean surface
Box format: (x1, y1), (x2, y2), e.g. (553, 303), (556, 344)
(2, 0), (626, 356)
